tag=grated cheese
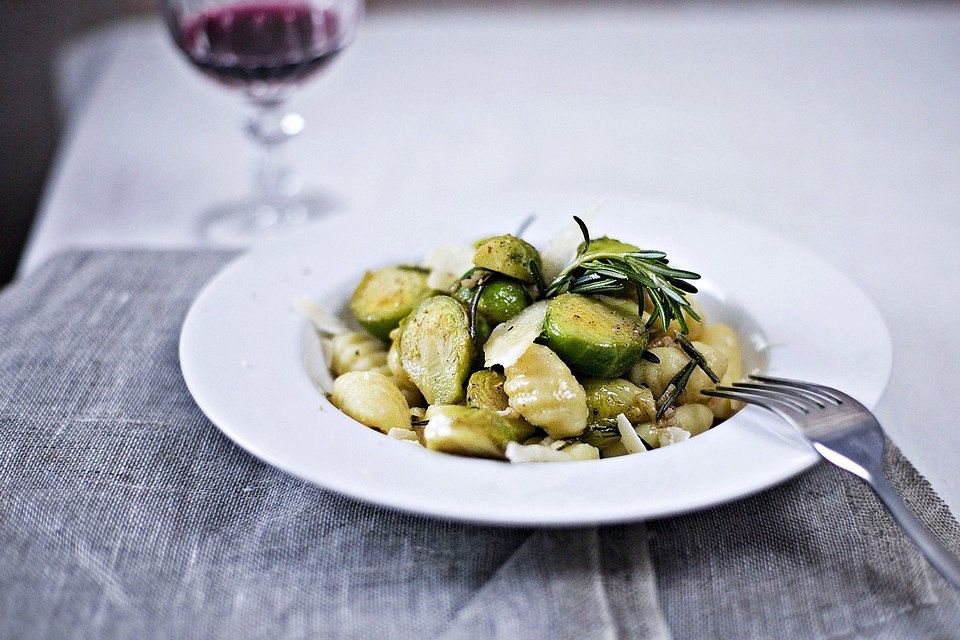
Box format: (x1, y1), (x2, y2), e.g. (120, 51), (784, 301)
(423, 244), (475, 291)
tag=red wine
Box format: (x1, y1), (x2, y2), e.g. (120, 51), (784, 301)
(173, 2), (345, 88)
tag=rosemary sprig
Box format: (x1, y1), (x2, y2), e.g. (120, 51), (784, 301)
(640, 350), (661, 364)
(543, 216), (702, 333)
(468, 276), (488, 340)
(655, 360), (698, 419)
(529, 259), (546, 298)
(398, 264), (430, 274)
(573, 422), (622, 449)
(676, 333), (720, 383)
(515, 214), (536, 239)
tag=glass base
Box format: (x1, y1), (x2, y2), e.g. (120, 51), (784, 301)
(197, 192), (345, 244)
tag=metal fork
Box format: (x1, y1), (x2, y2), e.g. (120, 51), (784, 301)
(702, 374), (960, 589)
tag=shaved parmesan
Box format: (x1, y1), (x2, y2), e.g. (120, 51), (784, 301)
(482, 300), (549, 368)
(293, 296), (349, 336)
(616, 413), (647, 454)
(505, 441), (600, 463)
(659, 426), (691, 447)
(538, 203), (602, 283)
(424, 244), (475, 291)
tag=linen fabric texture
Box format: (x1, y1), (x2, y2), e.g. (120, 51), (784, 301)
(1, 251), (958, 639)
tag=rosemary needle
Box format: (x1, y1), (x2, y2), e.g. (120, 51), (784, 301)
(676, 333), (721, 383)
(656, 360), (698, 420)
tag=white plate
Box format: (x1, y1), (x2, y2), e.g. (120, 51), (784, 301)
(179, 193), (891, 526)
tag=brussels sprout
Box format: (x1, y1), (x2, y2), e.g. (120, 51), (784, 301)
(601, 440), (630, 458)
(579, 236), (641, 257)
(581, 378), (656, 425)
(577, 421), (622, 451)
(543, 293), (648, 378)
(454, 277), (531, 324)
(471, 314), (492, 369)
(421, 405), (536, 459)
(399, 296), (474, 404)
(595, 294), (642, 319)
(349, 267), (432, 340)
(473, 235), (542, 283)
(466, 369), (509, 411)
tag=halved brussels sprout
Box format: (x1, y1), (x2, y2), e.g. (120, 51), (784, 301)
(349, 266), (432, 340)
(578, 422), (622, 451)
(466, 369), (509, 411)
(473, 235), (542, 283)
(579, 236), (640, 257)
(421, 405), (536, 459)
(543, 293), (648, 378)
(581, 378), (656, 425)
(399, 295), (474, 404)
(454, 277), (531, 324)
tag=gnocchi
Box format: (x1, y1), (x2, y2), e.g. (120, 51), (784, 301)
(329, 332), (388, 377)
(302, 216), (747, 461)
(503, 344), (589, 439)
(330, 371), (411, 433)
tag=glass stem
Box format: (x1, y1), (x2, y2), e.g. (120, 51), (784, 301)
(245, 93), (305, 214)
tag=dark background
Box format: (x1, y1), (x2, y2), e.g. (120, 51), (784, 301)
(0, 1), (153, 286)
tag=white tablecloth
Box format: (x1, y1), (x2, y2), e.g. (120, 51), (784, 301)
(23, 5), (960, 513)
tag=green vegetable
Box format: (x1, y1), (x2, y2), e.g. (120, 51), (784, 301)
(421, 405), (536, 459)
(466, 369), (509, 411)
(580, 236), (640, 257)
(349, 267), (432, 340)
(471, 313), (492, 368)
(473, 234), (542, 283)
(454, 277), (531, 324)
(399, 296), (474, 404)
(543, 293), (648, 377)
(545, 216), (701, 334)
(581, 378), (656, 425)
(577, 422), (622, 451)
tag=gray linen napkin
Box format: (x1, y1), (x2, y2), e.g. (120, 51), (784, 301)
(1, 250), (958, 640)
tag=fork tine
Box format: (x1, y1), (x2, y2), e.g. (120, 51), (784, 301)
(748, 374), (844, 404)
(707, 386), (809, 413)
(732, 382), (826, 408)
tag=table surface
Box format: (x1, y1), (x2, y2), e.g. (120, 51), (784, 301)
(21, 5), (960, 514)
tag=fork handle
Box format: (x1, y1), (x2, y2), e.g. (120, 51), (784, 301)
(865, 473), (960, 589)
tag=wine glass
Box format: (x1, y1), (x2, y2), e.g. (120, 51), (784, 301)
(161, 0), (362, 242)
